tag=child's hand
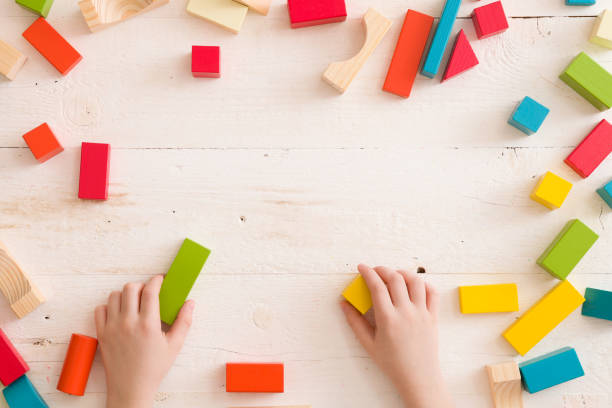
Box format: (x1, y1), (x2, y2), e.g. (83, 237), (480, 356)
(341, 264), (454, 408)
(95, 275), (194, 408)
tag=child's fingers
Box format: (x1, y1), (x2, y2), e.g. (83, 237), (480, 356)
(358, 264), (393, 313)
(94, 305), (107, 337)
(108, 291), (121, 320)
(425, 282), (439, 316)
(120, 282), (144, 318)
(373, 266), (409, 307)
(340, 300), (374, 354)
(140, 275), (164, 319)
(398, 269), (426, 307)
(166, 300), (195, 351)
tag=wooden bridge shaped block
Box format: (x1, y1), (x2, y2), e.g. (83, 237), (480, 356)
(234, 0), (270, 15)
(22, 123), (63, 163)
(78, 0), (169, 32)
(322, 8), (391, 93)
(22, 18), (82, 75)
(565, 119), (612, 178)
(342, 274), (372, 314)
(508, 96), (550, 135)
(485, 361), (523, 408)
(459, 283), (518, 314)
(519, 347), (584, 393)
(226, 363), (284, 392)
(15, 0), (54, 17)
(192, 46), (220, 78)
(421, 0), (461, 78)
(186, 0), (248, 34)
(597, 180), (612, 208)
(0, 329), (29, 387)
(442, 29), (479, 82)
(582, 287), (612, 321)
(502, 280), (584, 356)
(530, 171), (572, 210)
(0, 40), (27, 80)
(590, 10), (612, 48)
(78, 142), (110, 200)
(287, 0), (346, 28)
(2, 375), (48, 408)
(560, 52), (612, 111)
(471, 1), (508, 39)
(0, 241), (45, 319)
(159, 238), (210, 325)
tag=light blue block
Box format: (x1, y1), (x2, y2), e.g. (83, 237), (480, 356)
(508, 96), (550, 135)
(597, 180), (612, 208)
(566, 0), (595, 5)
(421, 0), (461, 78)
(519, 347), (584, 393)
(582, 287), (612, 321)
(2, 375), (48, 408)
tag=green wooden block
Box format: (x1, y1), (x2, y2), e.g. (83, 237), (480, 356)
(15, 0), (54, 17)
(159, 238), (210, 325)
(537, 219), (598, 280)
(560, 52), (612, 111)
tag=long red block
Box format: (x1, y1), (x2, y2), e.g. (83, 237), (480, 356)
(226, 363), (284, 392)
(57, 334), (98, 396)
(442, 29), (479, 82)
(78, 142), (110, 200)
(565, 119), (612, 178)
(383, 10), (433, 98)
(192, 46), (220, 78)
(472, 1), (508, 39)
(0, 328), (29, 387)
(287, 0), (346, 28)
(22, 17), (82, 75)
(22, 123), (63, 163)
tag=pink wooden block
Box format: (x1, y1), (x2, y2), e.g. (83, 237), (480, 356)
(78, 142), (110, 200)
(472, 1), (508, 39)
(287, 0), (347, 28)
(192, 46), (220, 78)
(0, 328), (29, 387)
(565, 119), (612, 178)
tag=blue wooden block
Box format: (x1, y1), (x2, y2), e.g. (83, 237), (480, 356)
(596, 180), (612, 208)
(421, 0), (461, 78)
(582, 287), (612, 321)
(2, 375), (48, 408)
(566, 0), (595, 5)
(508, 96), (550, 135)
(519, 347), (584, 393)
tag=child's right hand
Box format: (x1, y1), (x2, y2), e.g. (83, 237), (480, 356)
(341, 264), (454, 408)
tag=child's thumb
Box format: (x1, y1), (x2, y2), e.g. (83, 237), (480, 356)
(167, 300), (195, 350)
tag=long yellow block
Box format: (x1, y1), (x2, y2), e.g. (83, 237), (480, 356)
(503, 280), (584, 356)
(459, 284), (519, 313)
(342, 275), (372, 314)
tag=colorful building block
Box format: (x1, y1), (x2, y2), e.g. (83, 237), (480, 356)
(323, 8), (391, 93)
(159, 238), (210, 325)
(565, 119), (612, 178)
(78, 0), (169, 32)
(226, 363), (284, 392)
(57, 334), (98, 396)
(582, 287), (612, 321)
(15, 0), (54, 17)
(0, 40), (27, 80)
(485, 361), (523, 408)
(186, 0), (248, 34)
(519, 347), (584, 393)
(2, 375), (48, 408)
(421, 0), (461, 78)
(459, 283), (518, 314)
(508, 96), (550, 135)
(287, 0), (346, 28)
(22, 18), (82, 75)
(502, 280), (585, 356)
(442, 29), (479, 82)
(567, 0), (595, 5)
(560, 52), (612, 111)
(78, 142), (110, 200)
(590, 10), (612, 48)
(191, 46), (220, 78)
(530, 171), (572, 210)
(22, 123), (63, 163)
(597, 179), (612, 208)
(472, 1), (508, 39)
(383, 10), (433, 97)
(0, 329), (29, 387)
(342, 275), (372, 314)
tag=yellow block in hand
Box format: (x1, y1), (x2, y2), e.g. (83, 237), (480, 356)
(530, 171), (572, 210)
(342, 275), (372, 314)
(459, 284), (519, 313)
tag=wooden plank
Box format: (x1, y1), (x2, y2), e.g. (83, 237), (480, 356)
(0, 39), (26, 80)
(78, 0), (169, 32)
(582, 287), (612, 321)
(421, 0), (461, 78)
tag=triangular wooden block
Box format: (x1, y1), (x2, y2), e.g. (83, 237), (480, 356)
(442, 29), (478, 82)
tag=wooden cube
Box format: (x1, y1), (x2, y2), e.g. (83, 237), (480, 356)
(0, 329), (29, 387)
(0, 40), (27, 80)
(472, 1), (508, 39)
(287, 0), (346, 28)
(15, 0), (54, 17)
(530, 171), (572, 210)
(582, 287), (612, 321)
(591, 10), (612, 49)
(192, 46), (220, 78)
(597, 179), (612, 208)
(508, 96), (550, 135)
(342, 274), (372, 314)
(22, 123), (63, 163)
(519, 347), (584, 393)
(485, 361), (523, 408)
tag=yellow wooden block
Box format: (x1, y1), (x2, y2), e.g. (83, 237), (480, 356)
(503, 280), (584, 356)
(459, 284), (519, 313)
(0, 40), (27, 80)
(590, 9), (612, 49)
(530, 171), (572, 210)
(485, 361), (523, 408)
(186, 0), (248, 34)
(342, 275), (372, 314)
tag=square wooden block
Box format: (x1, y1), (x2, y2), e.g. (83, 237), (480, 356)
(508, 96), (550, 135)
(192, 46), (220, 78)
(530, 171), (572, 210)
(472, 1), (508, 39)
(22, 123), (63, 163)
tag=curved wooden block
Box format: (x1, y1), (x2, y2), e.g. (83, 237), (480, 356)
(322, 8), (391, 93)
(78, 0), (169, 32)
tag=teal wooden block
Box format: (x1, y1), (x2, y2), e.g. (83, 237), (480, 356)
(597, 180), (612, 208)
(2, 375), (48, 408)
(566, 0), (595, 4)
(159, 238), (210, 325)
(508, 96), (550, 135)
(421, 0), (461, 78)
(582, 287), (612, 321)
(519, 347), (584, 393)
(15, 0), (54, 17)
(560, 52), (612, 111)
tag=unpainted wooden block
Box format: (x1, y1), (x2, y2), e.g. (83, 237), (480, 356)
(485, 361), (523, 408)
(442, 29), (478, 82)
(287, 0), (346, 28)
(22, 123), (63, 163)
(519, 347), (584, 393)
(0, 40), (27, 80)
(530, 171), (572, 210)
(2, 375), (48, 408)
(0, 329), (29, 387)
(226, 363), (284, 392)
(590, 10), (612, 48)
(565, 119), (612, 178)
(582, 287), (612, 321)
(15, 0), (54, 17)
(472, 1), (509, 39)
(186, 0), (248, 34)
(596, 180), (612, 208)
(192, 46), (220, 78)
(421, 0), (461, 78)
(342, 274), (372, 314)
(560, 52), (612, 111)
(78, 142), (110, 200)
(459, 283), (518, 314)
(78, 0), (169, 32)
(508, 96), (550, 135)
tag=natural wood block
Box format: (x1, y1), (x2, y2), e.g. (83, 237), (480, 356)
(560, 52), (612, 111)
(582, 287), (612, 321)
(192, 46), (220, 78)
(459, 283), (518, 313)
(234, 0), (270, 15)
(78, 142), (110, 200)
(421, 0), (461, 78)
(78, 0), (169, 32)
(0, 40), (27, 80)
(22, 123), (63, 163)
(186, 0), (248, 34)
(342, 274), (372, 314)
(472, 1), (509, 39)
(485, 361), (523, 408)
(15, 0), (54, 17)
(590, 10), (612, 49)
(322, 8), (391, 93)
(2, 375), (48, 408)
(442, 29), (478, 82)
(287, 0), (346, 28)
(530, 171), (572, 210)
(0, 329), (29, 387)
(0, 241), (45, 319)
(226, 363), (284, 392)
(519, 347), (584, 393)
(565, 119), (612, 178)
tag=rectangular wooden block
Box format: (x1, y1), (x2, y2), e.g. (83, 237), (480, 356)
(590, 10), (612, 49)
(22, 123), (63, 163)
(186, 0), (248, 34)
(287, 0), (347, 28)
(192, 46), (220, 78)
(2, 375), (48, 408)
(0, 40), (27, 80)
(537, 219), (598, 280)
(459, 283), (519, 314)
(519, 347), (584, 393)
(503, 280), (585, 356)
(383, 10), (433, 98)
(0, 329), (29, 387)
(485, 361), (523, 408)
(597, 179), (612, 208)
(567, 0), (595, 5)
(582, 287), (612, 321)
(226, 363), (284, 392)
(233, 0), (270, 15)
(342, 274), (372, 314)
(15, 0), (54, 17)
(421, 0), (461, 78)
(565, 119), (612, 178)
(78, 142), (110, 200)
(560, 52), (612, 111)
(530, 171), (572, 210)
(159, 238), (210, 325)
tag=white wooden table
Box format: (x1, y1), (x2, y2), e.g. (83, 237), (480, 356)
(2, 1), (612, 407)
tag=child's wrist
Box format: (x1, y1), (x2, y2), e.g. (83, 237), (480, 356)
(107, 389), (154, 408)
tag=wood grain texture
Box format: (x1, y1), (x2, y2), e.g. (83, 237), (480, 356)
(486, 361), (523, 408)
(0, 39), (26, 80)
(78, 0), (169, 32)
(0, 242), (45, 318)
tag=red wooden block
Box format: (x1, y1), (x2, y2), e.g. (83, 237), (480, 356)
(383, 10), (433, 98)
(22, 17), (82, 75)
(78, 142), (110, 200)
(472, 1), (509, 39)
(191, 46), (220, 78)
(226, 363), (284, 392)
(287, 0), (346, 28)
(0, 328), (29, 387)
(22, 123), (64, 163)
(442, 29), (479, 82)
(565, 119), (612, 178)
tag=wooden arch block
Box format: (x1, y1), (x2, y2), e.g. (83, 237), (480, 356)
(226, 363), (284, 392)
(485, 361), (523, 408)
(78, 0), (169, 32)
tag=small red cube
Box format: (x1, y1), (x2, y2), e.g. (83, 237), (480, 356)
(472, 1), (508, 39)
(22, 122), (63, 163)
(191, 46), (220, 78)
(287, 0), (347, 29)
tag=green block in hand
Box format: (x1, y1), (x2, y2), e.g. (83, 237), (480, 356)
(15, 0), (54, 17)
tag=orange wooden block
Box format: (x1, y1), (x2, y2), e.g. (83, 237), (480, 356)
(22, 123), (63, 163)
(226, 363), (284, 392)
(57, 334), (98, 396)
